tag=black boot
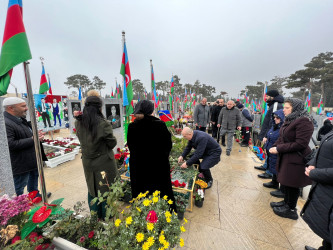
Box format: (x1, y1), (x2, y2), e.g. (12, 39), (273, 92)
(263, 174), (279, 189)
(270, 200), (285, 208)
(273, 204), (298, 220)
(270, 190), (285, 198)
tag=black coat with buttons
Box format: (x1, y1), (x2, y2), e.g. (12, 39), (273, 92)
(4, 111), (47, 176)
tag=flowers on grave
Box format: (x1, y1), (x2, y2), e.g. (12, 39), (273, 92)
(174, 193), (189, 213)
(64, 148), (73, 154)
(146, 210), (158, 223)
(194, 188), (205, 201)
(172, 180), (186, 188)
(32, 206), (52, 223)
(28, 191), (42, 205)
(46, 152), (56, 159)
(0, 194), (31, 227)
(195, 179), (208, 189)
(72, 128), (77, 134)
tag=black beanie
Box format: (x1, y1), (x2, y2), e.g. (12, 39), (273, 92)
(266, 90), (279, 97)
(237, 103), (244, 109)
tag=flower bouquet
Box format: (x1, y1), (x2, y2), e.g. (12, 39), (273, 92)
(194, 189), (204, 208)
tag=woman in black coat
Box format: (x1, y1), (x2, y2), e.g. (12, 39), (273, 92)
(301, 131), (333, 250)
(127, 100), (176, 210)
(317, 119), (333, 141)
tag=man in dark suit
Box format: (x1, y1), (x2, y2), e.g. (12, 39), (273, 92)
(37, 98), (52, 128)
(3, 97), (51, 198)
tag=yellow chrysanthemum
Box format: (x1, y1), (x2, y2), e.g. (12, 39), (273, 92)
(165, 211), (171, 218)
(142, 242), (150, 250)
(138, 193), (144, 199)
(180, 226), (186, 232)
(136, 207), (141, 212)
(159, 234), (165, 244)
(183, 218), (188, 224)
(179, 238), (184, 247)
(143, 199), (152, 207)
(163, 195), (168, 200)
(153, 190), (160, 197)
(152, 196), (159, 203)
(143, 191), (149, 197)
(121, 210), (124, 214)
(114, 219), (121, 227)
(136, 233), (145, 242)
(168, 199), (173, 205)
(126, 205), (131, 208)
(147, 222), (154, 231)
(126, 216), (133, 225)
(158, 248), (164, 250)
(166, 217), (171, 223)
(163, 241), (170, 249)
(147, 236), (155, 247)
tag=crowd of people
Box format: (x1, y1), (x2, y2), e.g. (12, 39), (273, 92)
(3, 88), (333, 250)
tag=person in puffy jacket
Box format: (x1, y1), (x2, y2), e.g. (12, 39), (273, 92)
(317, 119), (333, 141)
(262, 109), (284, 189)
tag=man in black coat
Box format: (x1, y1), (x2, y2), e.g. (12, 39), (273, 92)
(178, 127), (222, 189)
(211, 99), (226, 146)
(255, 90), (284, 181)
(3, 97), (49, 197)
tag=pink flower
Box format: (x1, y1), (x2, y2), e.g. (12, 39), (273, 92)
(80, 236), (85, 243)
(88, 231), (94, 239)
(146, 210), (158, 223)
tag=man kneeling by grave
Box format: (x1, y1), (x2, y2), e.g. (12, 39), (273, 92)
(178, 127), (222, 189)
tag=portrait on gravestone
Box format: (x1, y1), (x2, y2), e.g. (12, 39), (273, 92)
(106, 104), (121, 129)
(71, 102), (81, 116)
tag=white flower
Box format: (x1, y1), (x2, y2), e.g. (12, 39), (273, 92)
(198, 189), (204, 199)
(101, 171), (106, 179)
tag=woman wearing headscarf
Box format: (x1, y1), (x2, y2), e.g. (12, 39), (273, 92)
(75, 94), (118, 219)
(269, 98), (314, 220)
(127, 100), (176, 210)
(301, 130), (333, 250)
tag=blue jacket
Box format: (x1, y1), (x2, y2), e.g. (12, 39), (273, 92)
(182, 130), (221, 169)
(265, 109), (284, 175)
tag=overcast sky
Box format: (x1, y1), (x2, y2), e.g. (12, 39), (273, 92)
(1, 0), (333, 98)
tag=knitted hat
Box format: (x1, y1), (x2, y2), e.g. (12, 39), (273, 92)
(3, 97), (26, 107)
(237, 103), (244, 109)
(266, 90), (279, 97)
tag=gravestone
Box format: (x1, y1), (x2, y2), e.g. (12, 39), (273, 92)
(0, 100), (15, 196)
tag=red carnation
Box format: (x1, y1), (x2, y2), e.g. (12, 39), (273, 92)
(146, 210), (158, 223)
(32, 206), (52, 223)
(174, 180), (179, 187)
(114, 154), (121, 160)
(11, 236), (21, 244)
(88, 231), (94, 239)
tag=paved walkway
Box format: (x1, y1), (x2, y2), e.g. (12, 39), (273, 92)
(43, 130), (322, 249)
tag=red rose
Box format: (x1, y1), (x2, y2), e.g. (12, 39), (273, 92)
(32, 206), (52, 223)
(146, 210), (158, 223)
(88, 231), (94, 239)
(11, 236), (21, 244)
(114, 154), (121, 160)
(117, 148), (121, 152)
(174, 180), (179, 187)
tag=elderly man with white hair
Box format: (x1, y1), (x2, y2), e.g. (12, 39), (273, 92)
(3, 97), (50, 198)
(217, 100), (241, 156)
(178, 127), (222, 188)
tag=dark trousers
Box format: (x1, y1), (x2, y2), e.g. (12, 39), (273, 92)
(216, 128), (226, 144)
(241, 127), (252, 145)
(196, 126), (206, 132)
(212, 123), (218, 138)
(13, 169), (39, 196)
(283, 186), (300, 209)
(318, 240), (332, 250)
(88, 192), (106, 220)
(199, 165), (213, 182)
(42, 112), (51, 127)
(53, 113), (61, 126)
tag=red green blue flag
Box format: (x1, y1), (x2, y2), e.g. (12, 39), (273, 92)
(169, 76), (174, 111)
(317, 95), (323, 114)
(120, 42), (134, 115)
(305, 92), (311, 113)
(111, 87), (114, 98)
(151, 64), (158, 108)
(0, 0), (32, 96)
(192, 92), (196, 106)
(261, 85), (268, 124)
(39, 65), (49, 94)
(158, 110), (174, 127)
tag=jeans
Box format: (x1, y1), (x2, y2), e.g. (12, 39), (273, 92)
(262, 158), (273, 176)
(13, 169), (39, 196)
(53, 113), (62, 126)
(220, 129), (234, 152)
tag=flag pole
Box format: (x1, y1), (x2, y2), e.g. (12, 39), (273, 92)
(23, 61), (48, 203)
(122, 31), (128, 144)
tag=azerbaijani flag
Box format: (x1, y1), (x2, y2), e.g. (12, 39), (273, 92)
(78, 86), (82, 101)
(261, 85), (268, 125)
(158, 110), (174, 127)
(306, 91), (311, 113)
(39, 65), (49, 94)
(151, 64), (158, 108)
(144, 88), (148, 99)
(120, 42), (134, 115)
(184, 88), (188, 109)
(111, 87), (114, 98)
(48, 77), (53, 96)
(317, 96), (323, 114)
(169, 76), (174, 111)
(0, 0), (32, 96)
(192, 92), (196, 106)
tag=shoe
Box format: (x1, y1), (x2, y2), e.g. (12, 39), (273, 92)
(270, 200), (285, 208)
(258, 173), (272, 179)
(206, 180), (213, 189)
(263, 181), (279, 189)
(226, 151), (230, 156)
(222, 143), (226, 147)
(270, 190), (285, 198)
(305, 246), (317, 250)
(240, 143), (248, 147)
(47, 192), (52, 198)
(273, 205), (298, 220)
(254, 165), (266, 171)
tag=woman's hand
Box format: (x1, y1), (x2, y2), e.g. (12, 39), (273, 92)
(305, 165), (315, 177)
(178, 156), (184, 163)
(269, 147), (278, 154)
